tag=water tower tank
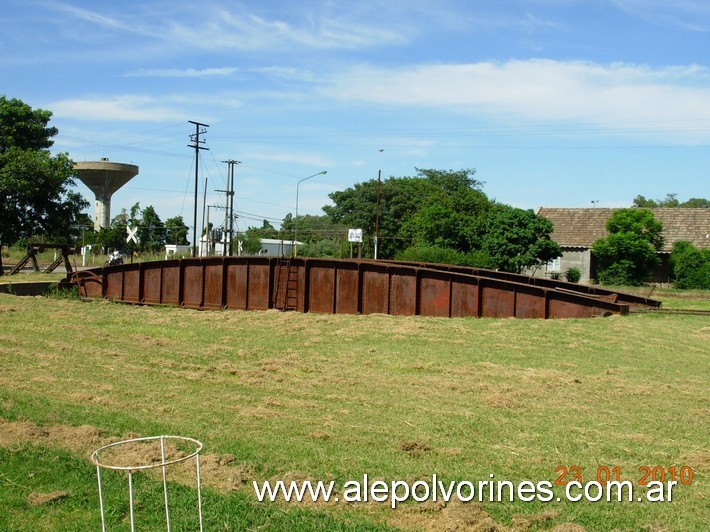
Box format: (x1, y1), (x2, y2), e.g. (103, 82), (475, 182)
(73, 158), (139, 230)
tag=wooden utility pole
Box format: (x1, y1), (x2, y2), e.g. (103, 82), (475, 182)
(188, 121), (209, 257)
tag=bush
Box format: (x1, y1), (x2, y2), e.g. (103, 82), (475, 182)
(396, 244), (469, 266)
(670, 241), (710, 289)
(395, 244), (495, 269)
(565, 267), (581, 283)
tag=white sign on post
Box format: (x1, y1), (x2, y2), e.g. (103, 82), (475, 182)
(126, 225), (138, 244)
(348, 228), (363, 243)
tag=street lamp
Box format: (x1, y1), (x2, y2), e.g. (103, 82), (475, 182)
(294, 171), (327, 257)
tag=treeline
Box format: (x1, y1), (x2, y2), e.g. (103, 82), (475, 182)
(242, 168), (562, 273)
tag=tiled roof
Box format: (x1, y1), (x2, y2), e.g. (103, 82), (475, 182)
(537, 208), (710, 252)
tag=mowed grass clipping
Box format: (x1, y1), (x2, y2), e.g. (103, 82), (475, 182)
(0, 293), (707, 530)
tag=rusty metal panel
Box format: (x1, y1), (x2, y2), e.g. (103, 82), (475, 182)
(122, 267), (141, 303)
(142, 263), (162, 304)
(514, 288), (546, 319)
(246, 262), (270, 310)
(104, 270), (123, 300)
(419, 271), (451, 317)
(362, 267), (389, 315)
(481, 282), (515, 318)
(225, 261), (248, 309)
(161, 263), (180, 305)
(76, 272), (103, 298)
(203, 259), (224, 309)
(308, 264), (335, 314)
(71, 257), (651, 319)
(548, 297), (594, 319)
(182, 261), (204, 308)
(335, 264), (359, 314)
(389, 269), (416, 316)
(450, 279), (478, 318)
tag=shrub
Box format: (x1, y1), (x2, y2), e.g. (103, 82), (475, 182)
(565, 267), (581, 283)
(670, 241), (710, 289)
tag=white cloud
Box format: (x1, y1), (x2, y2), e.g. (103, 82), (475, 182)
(125, 67), (238, 78)
(321, 60), (710, 138)
(49, 95), (188, 122)
(164, 7), (407, 53)
(611, 0), (710, 30)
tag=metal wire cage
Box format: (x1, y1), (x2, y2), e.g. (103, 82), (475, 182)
(91, 435), (204, 532)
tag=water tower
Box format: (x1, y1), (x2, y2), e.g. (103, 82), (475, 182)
(74, 158), (139, 230)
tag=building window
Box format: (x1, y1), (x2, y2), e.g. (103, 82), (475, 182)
(546, 257), (561, 272)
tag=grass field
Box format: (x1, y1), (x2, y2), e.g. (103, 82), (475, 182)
(0, 287), (707, 530)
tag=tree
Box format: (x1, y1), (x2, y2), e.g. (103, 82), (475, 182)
(137, 205), (165, 252)
(0, 96), (88, 274)
(325, 168), (489, 259)
(670, 241), (710, 289)
(165, 216), (189, 245)
(632, 193), (709, 208)
(480, 204), (562, 273)
(592, 209), (663, 286)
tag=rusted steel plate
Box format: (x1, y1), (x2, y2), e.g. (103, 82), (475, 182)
(104, 268), (123, 300)
(70, 257), (649, 319)
(142, 263), (163, 305)
(384, 260), (661, 309)
(389, 268), (416, 316)
(120, 264), (140, 303)
(203, 259), (225, 309)
(246, 262), (270, 311)
(334, 263), (359, 314)
(161, 262), (180, 305)
(450, 278), (479, 318)
(419, 271), (451, 317)
(514, 288), (547, 319)
(182, 261), (204, 308)
(362, 267), (389, 315)
(225, 261), (248, 309)
(480, 281), (516, 318)
(309, 263), (335, 314)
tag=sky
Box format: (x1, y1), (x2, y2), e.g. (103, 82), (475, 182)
(1, 0), (709, 235)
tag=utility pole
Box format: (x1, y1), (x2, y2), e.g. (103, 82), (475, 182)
(375, 169), (381, 260)
(219, 160), (240, 256)
(188, 121), (209, 257)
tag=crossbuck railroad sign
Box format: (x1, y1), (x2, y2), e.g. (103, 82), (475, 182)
(126, 225), (138, 244)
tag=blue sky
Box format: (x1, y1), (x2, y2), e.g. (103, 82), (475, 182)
(2, 0), (709, 233)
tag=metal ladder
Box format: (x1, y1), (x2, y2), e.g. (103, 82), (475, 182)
(273, 257), (298, 310)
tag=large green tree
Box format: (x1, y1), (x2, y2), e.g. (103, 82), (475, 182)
(0, 96), (88, 273)
(325, 168), (489, 258)
(137, 205), (165, 252)
(592, 209), (663, 286)
(165, 215), (189, 246)
(481, 204), (562, 273)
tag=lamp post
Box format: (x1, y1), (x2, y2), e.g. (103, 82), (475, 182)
(294, 171), (327, 257)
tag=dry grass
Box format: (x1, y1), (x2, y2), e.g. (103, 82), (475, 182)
(0, 293), (707, 530)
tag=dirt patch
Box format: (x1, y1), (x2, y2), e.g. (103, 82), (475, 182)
(399, 440), (433, 457)
(0, 418), (254, 493)
(391, 500), (502, 531)
(25, 490), (70, 506)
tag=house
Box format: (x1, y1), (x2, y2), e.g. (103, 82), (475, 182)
(536, 208), (710, 284)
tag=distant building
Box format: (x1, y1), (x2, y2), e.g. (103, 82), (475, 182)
(164, 244), (191, 260)
(242, 238), (301, 257)
(536, 208), (710, 284)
